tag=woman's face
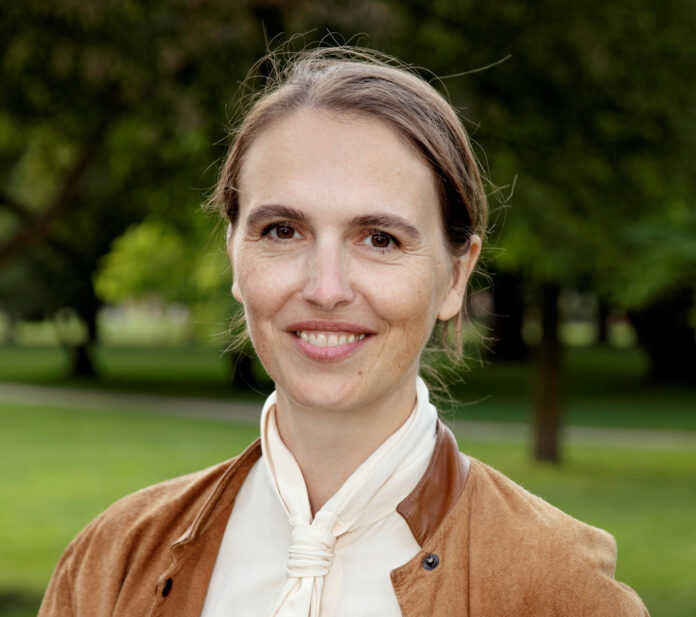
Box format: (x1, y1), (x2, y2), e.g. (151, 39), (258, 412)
(230, 109), (479, 414)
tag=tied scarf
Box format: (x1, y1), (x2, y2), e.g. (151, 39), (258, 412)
(260, 377), (437, 617)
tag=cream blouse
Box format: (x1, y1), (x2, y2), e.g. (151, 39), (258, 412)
(200, 377), (437, 617)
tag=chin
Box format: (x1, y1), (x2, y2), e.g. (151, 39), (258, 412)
(279, 371), (368, 412)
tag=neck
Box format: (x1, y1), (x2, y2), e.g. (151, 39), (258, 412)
(274, 372), (418, 515)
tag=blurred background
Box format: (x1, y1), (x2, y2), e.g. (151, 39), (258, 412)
(1, 1), (695, 616)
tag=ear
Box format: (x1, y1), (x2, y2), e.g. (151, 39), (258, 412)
(438, 234), (482, 321)
(227, 223), (244, 304)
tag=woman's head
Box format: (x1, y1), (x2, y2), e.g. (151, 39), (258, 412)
(213, 47), (488, 410)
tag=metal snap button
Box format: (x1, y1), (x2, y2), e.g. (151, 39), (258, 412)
(422, 553), (439, 570)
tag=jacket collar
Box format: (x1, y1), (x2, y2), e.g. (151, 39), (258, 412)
(153, 420), (469, 616)
(170, 419), (467, 553)
(396, 420), (470, 546)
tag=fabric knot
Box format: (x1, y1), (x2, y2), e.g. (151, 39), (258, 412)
(286, 524), (337, 578)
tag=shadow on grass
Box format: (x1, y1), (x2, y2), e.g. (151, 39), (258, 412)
(0, 589), (42, 617)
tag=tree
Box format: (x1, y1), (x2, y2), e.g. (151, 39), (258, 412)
(379, 0), (696, 459)
(0, 1), (267, 374)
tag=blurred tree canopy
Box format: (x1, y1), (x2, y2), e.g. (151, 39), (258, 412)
(0, 0), (266, 372)
(0, 1), (694, 453)
(375, 0), (696, 457)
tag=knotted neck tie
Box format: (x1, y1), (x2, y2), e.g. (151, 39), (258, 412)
(260, 377), (437, 617)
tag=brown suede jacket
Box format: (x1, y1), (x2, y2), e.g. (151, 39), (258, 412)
(39, 421), (649, 617)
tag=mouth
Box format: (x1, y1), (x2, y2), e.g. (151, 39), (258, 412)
(286, 321), (373, 360)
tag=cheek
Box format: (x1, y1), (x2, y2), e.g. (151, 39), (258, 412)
(236, 245), (292, 297)
(234, 251), (298, 325)
(234, 253), (297, 376)
(363, 263), (443, 342)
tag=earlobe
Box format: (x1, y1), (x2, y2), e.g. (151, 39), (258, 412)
(231, 279), (243, 303)
(437, 234), (482, 321)
(227, 224), (243, 303)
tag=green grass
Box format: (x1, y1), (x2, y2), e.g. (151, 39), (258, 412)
(1, 344), (695, 430)
(0, 344), (267, 400)
(1, 401), (695, 617)
(447, 346), (696, 430)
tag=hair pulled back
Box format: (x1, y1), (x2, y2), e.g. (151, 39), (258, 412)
(213, 46), (487, 256)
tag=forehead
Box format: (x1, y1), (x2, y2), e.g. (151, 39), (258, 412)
(237, 109), (440, 226)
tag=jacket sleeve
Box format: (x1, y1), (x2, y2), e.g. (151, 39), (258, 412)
(554, 526), (649, 616)
(467, 460), (650, 616)
(38, 543), (76, 617)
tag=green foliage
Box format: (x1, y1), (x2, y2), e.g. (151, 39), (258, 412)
(614, 204), (696, 307)
(382, 0), (696, 300)
(94, 218), (230, 304)
(2, 0), (695, 367)
(0, 0), (265, 324)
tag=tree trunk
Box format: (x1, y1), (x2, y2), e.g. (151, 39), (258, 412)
(0, 125), (105, 268)
(629, 287), (696, 384)
(69, 308), (98, 378)
(596, 298), (610, 345)
(490, 270), (529, 360)
(534, 283), (563, 462)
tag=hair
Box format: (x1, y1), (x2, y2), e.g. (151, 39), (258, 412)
(211, 45), (488, 363)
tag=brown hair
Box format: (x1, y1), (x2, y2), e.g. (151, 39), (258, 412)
(212, 46), (488, 358)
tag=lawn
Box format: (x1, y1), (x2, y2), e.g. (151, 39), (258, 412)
(1, 343), (695, 430)
(1, 401), (695, 617)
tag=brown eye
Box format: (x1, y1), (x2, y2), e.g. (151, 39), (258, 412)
(275, 224), (295, 239)
(370, 231), (393, 249)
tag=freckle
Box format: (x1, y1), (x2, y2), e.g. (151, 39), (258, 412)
(358, 371), (363, 376)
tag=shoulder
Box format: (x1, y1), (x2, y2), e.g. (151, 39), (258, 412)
(39, 444), (261, 616)
(61, 456), (238, 569)
(461, 457), (648, 616)
(467, 456), (615, 551)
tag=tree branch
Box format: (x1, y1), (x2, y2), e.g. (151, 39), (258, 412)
(0, 192), (34, 222)
(0, 126), (106, 268)
(0, 191), (84, 262)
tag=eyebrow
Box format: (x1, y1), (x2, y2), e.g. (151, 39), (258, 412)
(245, 204), (310, 229)
(351, 213), (422, 240)
(245, 204), (422, 241)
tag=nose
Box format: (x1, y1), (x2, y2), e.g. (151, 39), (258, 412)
(301, 240), (356, 311)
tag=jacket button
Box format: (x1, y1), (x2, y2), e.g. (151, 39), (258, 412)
(162, 578), (173, 597)
(422, 553), (439, 570)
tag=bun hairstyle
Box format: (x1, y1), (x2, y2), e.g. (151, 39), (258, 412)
(212, 46), (489, 358)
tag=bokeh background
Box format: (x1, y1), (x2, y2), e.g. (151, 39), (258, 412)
(1, 1), (695, 616)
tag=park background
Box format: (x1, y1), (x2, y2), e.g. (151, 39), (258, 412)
(1, 1), (695, 616)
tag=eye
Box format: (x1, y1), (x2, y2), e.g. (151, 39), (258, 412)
(263, 222), (298, 241)
(362, 229), (399, 250)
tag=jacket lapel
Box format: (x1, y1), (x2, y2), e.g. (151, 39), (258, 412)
(391, 421), (472, 617)
(150, 439), (263, 617)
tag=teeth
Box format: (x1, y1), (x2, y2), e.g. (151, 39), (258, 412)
(296, 331), (367, 347)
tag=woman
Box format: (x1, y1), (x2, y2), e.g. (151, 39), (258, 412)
(39, 48), (648, 617)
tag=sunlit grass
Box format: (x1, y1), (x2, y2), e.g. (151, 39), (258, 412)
(1, 402), (694, 616)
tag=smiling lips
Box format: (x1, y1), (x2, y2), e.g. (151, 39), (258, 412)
(287, 322), (372, 360)
(296, 331), (367, 347)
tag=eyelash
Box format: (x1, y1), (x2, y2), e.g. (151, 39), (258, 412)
(260, 222), (400, 251)
(362, 229), (400, 251)
(261, 222), (299, 241)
